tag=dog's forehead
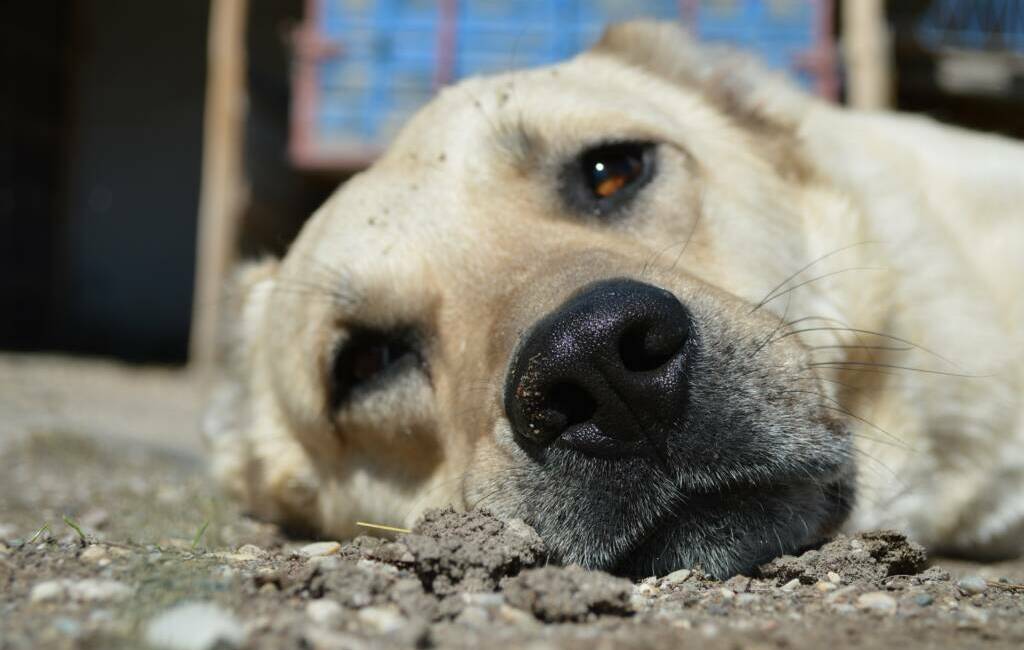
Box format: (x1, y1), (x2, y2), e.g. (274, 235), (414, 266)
(281, 52), (730, 299)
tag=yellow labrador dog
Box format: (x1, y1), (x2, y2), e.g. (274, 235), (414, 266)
(205, 22), (1024, 577)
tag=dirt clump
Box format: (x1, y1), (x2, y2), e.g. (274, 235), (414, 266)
(392, 507), (547, 595)
(758, 529), (928, 585)
(503, 565), (634, 622)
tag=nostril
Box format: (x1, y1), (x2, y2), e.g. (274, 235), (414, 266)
(619, 321), (688, 372)
(545, 381), (597, 429)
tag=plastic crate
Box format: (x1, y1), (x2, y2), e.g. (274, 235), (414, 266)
(291, 0), (835, 169)
(916, 0), (1024, 52)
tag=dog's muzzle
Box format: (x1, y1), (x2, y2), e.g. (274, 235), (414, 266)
(504, 278), (692, 458)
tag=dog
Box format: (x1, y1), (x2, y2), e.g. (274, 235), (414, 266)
(204, 22), (1024, 578)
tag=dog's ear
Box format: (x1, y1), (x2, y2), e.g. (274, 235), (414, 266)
(591, 20), (811, 132)
(203, 257), (321, 531)
(202, 256), (278, 466)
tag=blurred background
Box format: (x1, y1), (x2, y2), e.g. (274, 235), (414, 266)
(3, 0), (1024, 369)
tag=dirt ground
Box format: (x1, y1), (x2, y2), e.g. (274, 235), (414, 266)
(2, 354), (1024, 649)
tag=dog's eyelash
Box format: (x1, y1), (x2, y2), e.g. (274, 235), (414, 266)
(329, 327), (421, 410)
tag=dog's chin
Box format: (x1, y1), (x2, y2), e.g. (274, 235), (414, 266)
(612, 475), (856, 579)
(507, 444), (856, 580)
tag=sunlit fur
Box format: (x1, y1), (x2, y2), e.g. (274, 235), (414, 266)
(205, 22), (1024, 575)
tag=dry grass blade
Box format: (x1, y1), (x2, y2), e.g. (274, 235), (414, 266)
(355, 521), (411, 534)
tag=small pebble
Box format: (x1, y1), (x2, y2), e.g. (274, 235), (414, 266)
(780, 578), (801, 592)
(357, 605), (406, 634)
(299, 541), (341, 558)
(827, 571), (842, 584)
(306, 599), (344, 626)
(662, 568), (692, 585)
(719, 588), (735, 600)
(634, 582), (660, 598)
(30, 580), (66, 603)
(735, 593), (760, 607)
(462, 592), (505, 608)
(53, 617), (81, 637)
(455, 605), (491, 626)
(815, 581), (837, 593)
(68, 579), (132, 602)
(496, 605), (538, 627)
(235, 544), (265, 559)
(145, 602), (246, 650)
(856, 591), (897, 615)
(961, 605), (990, 624)
(957, 575), (988, 596)
(724, 576), (751, 593)
(914, 593), (934, 607)
(80, 545), (110, 565)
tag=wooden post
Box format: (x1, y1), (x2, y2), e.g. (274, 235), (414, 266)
(190, 0), (249, 373)
(843, 0), (891, 109)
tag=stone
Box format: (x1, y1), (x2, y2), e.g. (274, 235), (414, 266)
(961, 605), (990, 624)
(815, 580), (837, 592)
(455, 605), (491, 626)
(780, 579), (801, 592)
(79, 545), (110, 565)
(357, 605), (407, 634)
(856, 591), (898, 615)
(30, 581), (66, 603)
(662, 568), (692, 585)
(53, 617), (81, 637)
(914, 593), (934, 607)
(497, 604), (538, 627)
(735, 593), (760, 607)
(306, 599), (344, 626)
(68, 579), (132, 602)
(957, 575), (988, 596)
(145, 602), (246, 650)
(235, 544), (266, 559)
(299, 541), (342, 558)
(634, 582), (660, 598)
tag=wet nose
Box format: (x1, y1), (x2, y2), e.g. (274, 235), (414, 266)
(504, 278), (692, 457)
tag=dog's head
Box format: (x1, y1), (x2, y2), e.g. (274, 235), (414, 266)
(209, 22), (859, 578)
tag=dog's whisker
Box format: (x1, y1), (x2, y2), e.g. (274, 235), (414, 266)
(747, 290), (794, 360)
(808, 361), (985, 379)
(751, 240), (881, 313)
(809, 344), (914, 353)
(773, 326), (963, 369)
(819, 404), (910, 448)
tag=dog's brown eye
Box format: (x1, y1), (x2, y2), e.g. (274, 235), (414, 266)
(583, 143), (648, 199)
(330, 328), (418, 409)
(563, 141), (656, 217)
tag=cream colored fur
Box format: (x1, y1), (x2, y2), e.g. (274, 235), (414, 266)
(205, 22), (1024, 561)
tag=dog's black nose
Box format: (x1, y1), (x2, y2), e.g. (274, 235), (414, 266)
(505, 278), (692, 457)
